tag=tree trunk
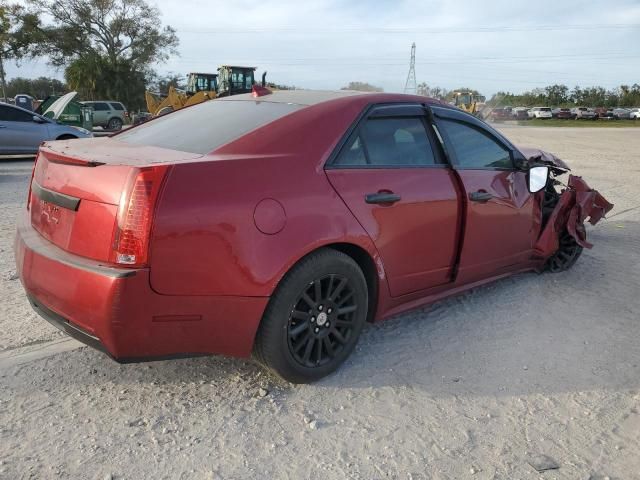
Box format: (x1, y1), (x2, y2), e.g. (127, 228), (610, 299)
(0, 54), (7, 102)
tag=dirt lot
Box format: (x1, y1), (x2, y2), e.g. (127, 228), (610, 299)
(1, 127), (639, 480)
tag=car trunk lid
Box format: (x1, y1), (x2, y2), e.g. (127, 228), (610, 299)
(29, 138), (202, 264)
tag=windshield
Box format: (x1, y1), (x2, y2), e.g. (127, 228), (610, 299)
(118, 99), (302, 154)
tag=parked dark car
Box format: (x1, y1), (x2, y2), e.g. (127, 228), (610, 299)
(552, 108), (574, 119)
(15, 90), (613, 383)
(489, 108), (512, 121)
(511, 107), (529, 120)
(0, 102), (92, 157)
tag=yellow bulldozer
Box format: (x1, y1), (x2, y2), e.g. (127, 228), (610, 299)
(453, 91), (486, 116)
(145, 66), (262, 116)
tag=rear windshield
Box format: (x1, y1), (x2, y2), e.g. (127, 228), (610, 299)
(540, 108), (551, 112)
(118, 99), (302, 154)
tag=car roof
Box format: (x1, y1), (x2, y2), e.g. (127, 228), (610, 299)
(218, 89), (447, 108)
(83, 100), (123, 104)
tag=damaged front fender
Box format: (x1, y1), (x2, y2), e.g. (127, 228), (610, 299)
(534, 175), (614, 258)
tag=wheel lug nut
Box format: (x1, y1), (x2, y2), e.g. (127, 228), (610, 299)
(311, 317), (315, 323)
(318, 305), (323, 311)
(326, 322), (330, 328)
(314, 327), (319, 333)
(327, 308), (332, 314)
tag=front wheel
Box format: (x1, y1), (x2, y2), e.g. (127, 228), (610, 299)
(545, 231), (583, 272)
(254, 249), (368, 383)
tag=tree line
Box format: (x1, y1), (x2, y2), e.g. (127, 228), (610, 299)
(488, 84), (640, 108)
(0, 0), (177, 110)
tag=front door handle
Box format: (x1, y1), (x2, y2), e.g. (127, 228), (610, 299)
(469, 191), (493, 203)
(365, 192), (401, 205)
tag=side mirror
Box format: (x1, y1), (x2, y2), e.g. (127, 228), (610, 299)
(528, 166), (549, 193)
(32, 115), (46, 123)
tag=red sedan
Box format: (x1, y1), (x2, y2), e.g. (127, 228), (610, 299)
(15, 90), (612, 383)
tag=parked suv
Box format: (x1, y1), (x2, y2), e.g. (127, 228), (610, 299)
(82, 101), (129, 131)
(571, 107), (597, 120)
(528, 107), (552, 119)
(631, 108), (640, 119)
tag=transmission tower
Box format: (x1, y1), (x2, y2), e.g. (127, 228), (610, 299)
(403, 43), (417, 94)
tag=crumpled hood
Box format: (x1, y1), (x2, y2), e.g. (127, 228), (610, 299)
(517, 146), (571, 173)
(534, 175), (614, 257)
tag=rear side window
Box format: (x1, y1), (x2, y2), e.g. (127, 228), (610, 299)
(335, 117), (438, 167)
(437, 119), (512, 169)
(118, 100), (302, 154)
(91, 103), (110, 111)
(110, 103), (125, 110)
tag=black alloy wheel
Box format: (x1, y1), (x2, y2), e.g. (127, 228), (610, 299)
(254, 249), (368, 383)
(287, 274), (358, 368)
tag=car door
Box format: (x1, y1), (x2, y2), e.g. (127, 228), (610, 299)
(432, 106), (537, 284)
(0, 104), (50, 155)
(91, 102), (110, 125)
(325, 104), (461, 297)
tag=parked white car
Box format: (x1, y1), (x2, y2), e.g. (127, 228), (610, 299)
(629, 108), (640, 119)
(528, 107), (553, 119)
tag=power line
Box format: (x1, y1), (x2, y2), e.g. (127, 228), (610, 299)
(174, 23), (640, 34)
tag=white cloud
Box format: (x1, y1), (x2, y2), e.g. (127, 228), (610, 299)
(5, 0), (640, 96)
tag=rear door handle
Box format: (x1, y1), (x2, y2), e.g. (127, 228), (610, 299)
(365, 192), (401, 205)
(469, 191), (493, 203)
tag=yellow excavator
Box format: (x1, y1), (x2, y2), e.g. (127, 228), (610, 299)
(453, 91), (486, 116)
(145, 66), (261, 116)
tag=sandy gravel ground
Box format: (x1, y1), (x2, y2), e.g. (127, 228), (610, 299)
(0, 127), (639, 480)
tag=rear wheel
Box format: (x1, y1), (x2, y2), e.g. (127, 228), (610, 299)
(254, 249), (368, 383)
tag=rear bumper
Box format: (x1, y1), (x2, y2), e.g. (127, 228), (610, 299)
(15, 212), (268, 361)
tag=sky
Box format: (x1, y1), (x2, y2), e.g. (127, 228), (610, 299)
(5, 0), (640, 96)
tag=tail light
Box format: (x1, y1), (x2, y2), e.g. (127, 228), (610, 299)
(26, 153), (39, 211)
(110, 166), (169, 267)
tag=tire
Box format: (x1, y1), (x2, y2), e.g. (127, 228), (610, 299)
(542, 185), (583, 272)
(107, 117), (123, 131)
(545, 231), (583, 272)
(254, 249), (368, 383)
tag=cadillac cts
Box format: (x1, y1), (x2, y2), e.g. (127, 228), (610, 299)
(15, 90), (613, 383)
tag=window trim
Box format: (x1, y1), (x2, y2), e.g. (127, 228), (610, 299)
(431, 107), (516, 171)
(325, 103), (448, 170)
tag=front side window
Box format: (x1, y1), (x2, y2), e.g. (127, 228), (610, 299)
(436, 119), (512, 169)
(335, 117), (438, 167)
